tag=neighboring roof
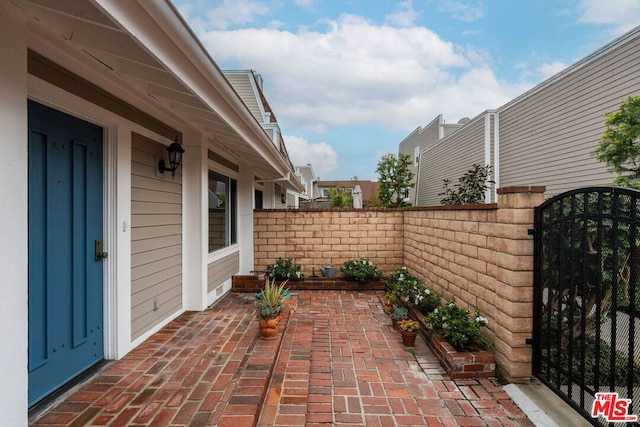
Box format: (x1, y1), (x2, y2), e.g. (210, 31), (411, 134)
(295, 164), (318, 180)
(224, 69), (296, 173)
(11, 0), (303, 192)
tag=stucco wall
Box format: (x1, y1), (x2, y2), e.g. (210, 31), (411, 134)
(253, 187), (544, 382)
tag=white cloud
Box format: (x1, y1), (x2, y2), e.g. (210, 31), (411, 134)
(199, 14), (520, 131)
(577, 0), (640, 35)
(284, 135), (339, 175)
(184, 0), (270, 30)
(437, 0), (485, 23)
(536, 61), (568, 80)
(385, 1), (419, 27)
(293, 0), (315, 9)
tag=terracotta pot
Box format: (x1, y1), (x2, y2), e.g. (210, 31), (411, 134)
(258, 318), (279, 339)
(391, 318), (401, 331)
(383, 302), (393, 314)
(401, 331), (418, 346)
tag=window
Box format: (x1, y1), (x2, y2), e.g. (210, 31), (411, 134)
(255, 189), (263, 209)
(208, 170), (237, 252)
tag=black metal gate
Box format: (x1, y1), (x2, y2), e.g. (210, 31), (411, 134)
(533, 187), (640, 426)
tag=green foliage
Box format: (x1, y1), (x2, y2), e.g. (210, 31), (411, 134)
(265, 257), (304, 281)
(424, 300), (489, 352)
(376, 153), (415, 207)
(543, 335), (640, 386)
(439, 164), (492, 205)
(340, 257), (382, 282)
(363, 196), (381, 208)
(254, 278), (287, 319)
(328, 188), (353, 207)
(386, 267), (440, 314)
(539, 189), (640, 384)
(594, 95), (640, 188)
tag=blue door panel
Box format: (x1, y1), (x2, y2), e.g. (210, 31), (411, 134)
(28, 131), (48, 371)
(28, 101), (104, 406)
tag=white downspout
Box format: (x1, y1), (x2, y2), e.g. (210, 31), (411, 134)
(484, 113), (491, 203)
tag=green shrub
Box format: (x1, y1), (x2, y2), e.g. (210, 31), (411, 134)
(424, 300), (489, 352)
(340, 258), (382, 282)
(265, 257), (304, 281)
(387, 267), (440, 314)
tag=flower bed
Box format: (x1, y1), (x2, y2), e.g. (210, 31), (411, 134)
(232, 275), (386, 292)
(409, 306), (495, 379)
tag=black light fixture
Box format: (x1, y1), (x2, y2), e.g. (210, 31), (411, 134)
(158, 137), (185, 179)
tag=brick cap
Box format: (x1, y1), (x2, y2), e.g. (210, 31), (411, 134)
(497, 186), (546, 195)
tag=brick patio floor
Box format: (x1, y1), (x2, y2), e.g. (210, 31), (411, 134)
(31, 290), (534, 426)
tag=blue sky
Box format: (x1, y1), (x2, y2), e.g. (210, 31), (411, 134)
(173, 0), (640, 180)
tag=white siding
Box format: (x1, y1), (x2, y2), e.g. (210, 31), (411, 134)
(225, 73), (263, 123)
(413, 29), (640, 203)
(399, 116), (442, 204)
(417, 116), (486, 206)
(499, 35), (640, 196)
(130, 133), (182, 340)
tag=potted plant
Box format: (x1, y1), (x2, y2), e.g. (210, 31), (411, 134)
(382, 291), (396, 314)
(265, 257), (304, 281)
(254, 278), (288, 339)
(397, 319), (420, 346)
(389, 305), (408, 331)
(340, 257), (382, 282)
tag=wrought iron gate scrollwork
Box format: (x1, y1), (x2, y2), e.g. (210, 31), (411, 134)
(533, 187), (640, 426)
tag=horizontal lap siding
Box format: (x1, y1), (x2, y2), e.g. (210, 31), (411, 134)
(499, 36), (640, 196)
(131, 133), (182, 340)
(226, 74), (262, 122)
(208, 252), (240, 293)
(417, 118), (485, 206)
(400, 119), (442, 204)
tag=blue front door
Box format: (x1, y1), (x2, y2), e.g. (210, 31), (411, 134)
(28, 101), (105, 406)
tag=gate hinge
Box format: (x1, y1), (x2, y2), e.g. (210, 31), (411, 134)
(527, 228), (536, 236)
(525, 338), (534, 345)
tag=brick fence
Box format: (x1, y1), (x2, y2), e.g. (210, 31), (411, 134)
(253, 186), (545, 382)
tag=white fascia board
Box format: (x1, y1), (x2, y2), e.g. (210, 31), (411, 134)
(92, 0), (299, 188)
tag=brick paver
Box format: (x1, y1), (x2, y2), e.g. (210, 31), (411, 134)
(30, 291), (534, 426)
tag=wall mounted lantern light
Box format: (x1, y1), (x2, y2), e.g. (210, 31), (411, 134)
(158, 137), (185, 179)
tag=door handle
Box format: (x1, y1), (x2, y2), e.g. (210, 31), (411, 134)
(95, 240), (108, 261)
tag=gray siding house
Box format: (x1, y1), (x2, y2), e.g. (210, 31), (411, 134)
(407, 26), (640, 206)
(399, 115), (463, 205)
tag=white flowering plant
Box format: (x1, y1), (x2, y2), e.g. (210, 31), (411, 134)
(387, 267), (440, 314)
(265, 257), (304, 281)
(424, 300), (491, 351)
(340, 258), (382, 282)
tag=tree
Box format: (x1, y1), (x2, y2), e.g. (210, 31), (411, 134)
(439, 164), (492, 205)
(595, 95), (640, 188)
(375, 153), (415, 207)
(328, 187), (352, 208)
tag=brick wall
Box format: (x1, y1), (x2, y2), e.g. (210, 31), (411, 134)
(253, 209), (404, 277)
(404, 186), (545, 382)
(253, 186), (545, 382)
